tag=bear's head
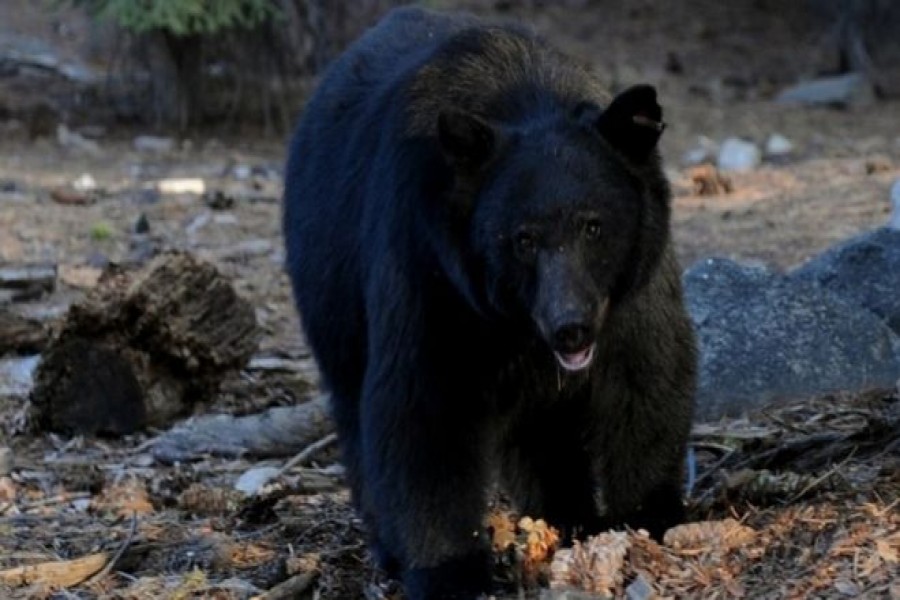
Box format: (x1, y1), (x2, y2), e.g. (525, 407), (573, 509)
(436, 85), (671, 371)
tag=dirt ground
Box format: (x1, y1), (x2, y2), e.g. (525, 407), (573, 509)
(1, 1), (899, 598)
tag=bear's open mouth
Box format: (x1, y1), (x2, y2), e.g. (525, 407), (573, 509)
(554, 343), (596, 372)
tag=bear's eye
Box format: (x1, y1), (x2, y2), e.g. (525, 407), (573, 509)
(514, 230), (537, 254)
(584, 219), (602, 240)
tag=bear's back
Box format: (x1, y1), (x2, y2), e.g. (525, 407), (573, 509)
(312, 7), (609, 137)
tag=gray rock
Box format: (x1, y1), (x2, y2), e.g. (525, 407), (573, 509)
(717, 137), (761, 172)
(0, 355), (40, 398)
(234, 466), (280, 494)
(791, 228), (900, 334)
(684, 258), (900, 421)
(625, 574), (655, 600)
(775, 72), (871, 107)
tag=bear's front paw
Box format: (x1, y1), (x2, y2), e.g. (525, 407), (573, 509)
(403, 551), (492, 600)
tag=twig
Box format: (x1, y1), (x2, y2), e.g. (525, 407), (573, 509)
(87, 512), (138, 584)
(11, 492), (92, 513)
(692, 449), (736, 489)
(277, 433), (338, 478)
(787, 449), (857, 504)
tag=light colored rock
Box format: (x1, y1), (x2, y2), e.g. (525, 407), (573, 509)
(232, 164), (252, 180)
(235, 466), (280, 494)
(72, 173), (97, 192)
(157, 178), (206, 195)
(0, 355), (40, 398)
(717, 137), (761, 172)
(626, 573), (655, 600)
(765, 134), (794, 157)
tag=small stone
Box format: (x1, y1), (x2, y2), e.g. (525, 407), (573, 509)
(232, 164), (252, 180)
(133, 135), (175, 153)
(834, 579), (861, 597)
(72, 173), (97, 192)
(157, 178), (206, 196)
(234, 466), (281, 494)
(717, 137), (761, 172)
(764, 134), (793, 157)
(0, 355), (40, 398)
(625, 573), (655, 600)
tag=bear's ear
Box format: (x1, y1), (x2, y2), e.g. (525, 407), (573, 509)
(437, 109), (496, 168)
(586, 84), (665, 163)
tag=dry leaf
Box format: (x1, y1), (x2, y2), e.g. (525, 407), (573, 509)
(230, 543), (276, 568)
(0, 552), (107, 588)
(92, 479), (154, 518)
(286, 552), (321, 576)
(876, 539), (898, 563)
(489, 511), (517, 551)
(0, 476), (16, 502)
(688, 164), (733, 196)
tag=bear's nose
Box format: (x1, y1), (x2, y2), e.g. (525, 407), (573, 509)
(553, 322), (592, 353)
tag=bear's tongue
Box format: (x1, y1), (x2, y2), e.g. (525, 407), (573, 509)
(554, 343), (596, 372)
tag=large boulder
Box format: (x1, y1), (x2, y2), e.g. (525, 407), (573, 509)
(684, 258), (900, 421)
(791, 228), (900, 334)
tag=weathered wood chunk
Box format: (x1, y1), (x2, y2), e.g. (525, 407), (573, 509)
(30, 252), (262, 434)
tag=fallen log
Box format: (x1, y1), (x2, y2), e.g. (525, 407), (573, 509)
(30, 252), (262, 435)
(0, 263), (56, 303)
(0, 310), (46, 355)
(150, 395), (332, 463)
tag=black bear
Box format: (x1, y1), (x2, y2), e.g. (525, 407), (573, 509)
(284, 7), (697, 599)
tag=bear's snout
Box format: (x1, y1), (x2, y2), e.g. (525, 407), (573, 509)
(552, 321), (592, 353)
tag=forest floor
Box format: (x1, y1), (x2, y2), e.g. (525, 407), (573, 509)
(0, 1), (898, 598)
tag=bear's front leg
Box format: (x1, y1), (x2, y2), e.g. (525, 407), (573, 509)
(592, 372), (694, 540)
(360, 359), (493, 599)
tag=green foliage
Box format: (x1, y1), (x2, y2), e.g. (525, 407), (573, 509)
(66, 0), (279, 36)
(89, 221), (114, 241)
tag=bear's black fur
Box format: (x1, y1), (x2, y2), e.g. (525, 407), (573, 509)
(284, 8), (697, 599)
